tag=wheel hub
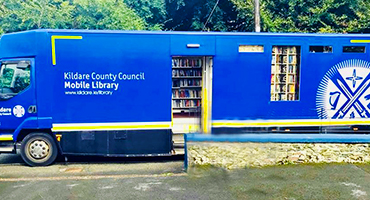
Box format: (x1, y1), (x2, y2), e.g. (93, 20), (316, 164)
(29, 140), (49, 159)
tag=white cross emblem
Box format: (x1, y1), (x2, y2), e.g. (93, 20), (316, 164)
(317, 59), (370, 119)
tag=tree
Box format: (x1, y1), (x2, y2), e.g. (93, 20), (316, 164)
(0, 0), (74, 33)
(0, 0), (147, 33)
(232, 0), (370, 33)
(123, 0), (166, 30)
(230, 0), (256, 32)
(164, 0), (242, 31)
(72, 0), (145, 30)
(2, 0), (370, 34)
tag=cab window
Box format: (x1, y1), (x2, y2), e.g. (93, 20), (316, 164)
(0, 61), (31, 100)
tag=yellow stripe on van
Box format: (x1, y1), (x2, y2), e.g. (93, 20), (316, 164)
(350, 40), (370, 43)
(212, 120), (370, 127)
(52, 122), (171, 132)
(0, 135), (13, 141)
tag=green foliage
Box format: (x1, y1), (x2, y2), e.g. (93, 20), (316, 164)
(1, 0), (370, 34)
(232, 0), (370, 33)
(230, 0), (256, 32)
(0, 0), (146, 33)
(165, 0), (242, 31)
(13, 68), (30, 93)
(72, 0), (145, 30)
(0, 0), (74, 33)
(123, 0), (166, 30)
(0, 68), (14, 88)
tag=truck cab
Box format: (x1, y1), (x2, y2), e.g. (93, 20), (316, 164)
(0, 31), (56, 166)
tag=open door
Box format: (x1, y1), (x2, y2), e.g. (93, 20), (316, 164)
(171, 56), (212, 134)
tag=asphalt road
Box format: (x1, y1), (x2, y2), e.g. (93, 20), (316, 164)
(0, 153), (369, 200)
(0, 153), (23, 165)
(0, 152), (185, 166)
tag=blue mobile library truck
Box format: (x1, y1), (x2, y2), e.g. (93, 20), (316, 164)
(1, 29), (370, 166)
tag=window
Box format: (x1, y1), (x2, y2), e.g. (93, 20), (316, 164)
(0, 61), (31, 100)
(271, 46), (300, 101)
(239, 45), (264, 53)
(309, 46), (333, 53)
(343, 46), (365, 53)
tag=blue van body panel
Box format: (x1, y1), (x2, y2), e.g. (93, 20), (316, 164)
(13, 117), (38, 139)
(0, 31), (37, 59)
(212, 35), (370, 121)
(170, 35), (216, 56)
(50, 33), (172, 124)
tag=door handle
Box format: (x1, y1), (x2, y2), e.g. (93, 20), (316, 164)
(28, 105), (37, 114)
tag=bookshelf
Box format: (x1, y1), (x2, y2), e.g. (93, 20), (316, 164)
(271, 46), (300, 101)
(172, 57), (203, 114)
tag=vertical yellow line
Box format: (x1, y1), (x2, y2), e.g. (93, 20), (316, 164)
(51, 36), (83, 66)
(202, 57), (209, 134)
(171, 110), (173, 128)
(203, 88), (208, 133)
(51, 36), (56, 65)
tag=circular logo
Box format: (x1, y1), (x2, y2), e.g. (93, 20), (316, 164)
(13, 105), (25, 118)
(316, 59), (370, 119)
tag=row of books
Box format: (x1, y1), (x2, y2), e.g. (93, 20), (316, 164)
(272, 46), (298, 54)
(271, 65), (297, 74)
(271, 93), (297, 101)
(271, 84), (296, 93)
(172, 89), (202, 98)
(271, 74), (296, 83)
(172, 69), (202, 77)
(172, 58), (203, 68)
(173, 79), (202, 87)
(173, 99), (201, 108)
(272, 55), (298, 64)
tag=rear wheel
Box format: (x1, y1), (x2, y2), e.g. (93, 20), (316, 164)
(20, 133), (58, 166)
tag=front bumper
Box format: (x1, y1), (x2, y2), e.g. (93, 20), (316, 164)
(0, 135), (15, 153)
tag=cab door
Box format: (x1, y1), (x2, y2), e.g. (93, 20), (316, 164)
(0, 59), (37, 137)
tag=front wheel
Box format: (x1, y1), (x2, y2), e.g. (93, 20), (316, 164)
(20, 133), (58, 166)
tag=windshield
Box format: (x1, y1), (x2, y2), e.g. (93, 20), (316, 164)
(0, 61), (31, 100)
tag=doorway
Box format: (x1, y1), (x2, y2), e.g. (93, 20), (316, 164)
(171, 56), (213, 134)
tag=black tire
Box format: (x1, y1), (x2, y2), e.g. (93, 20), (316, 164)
(20, 133), (58, 167)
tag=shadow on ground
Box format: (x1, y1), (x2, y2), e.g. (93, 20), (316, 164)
(61, 154), (184, 164)
(0, 153), (184, 166)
